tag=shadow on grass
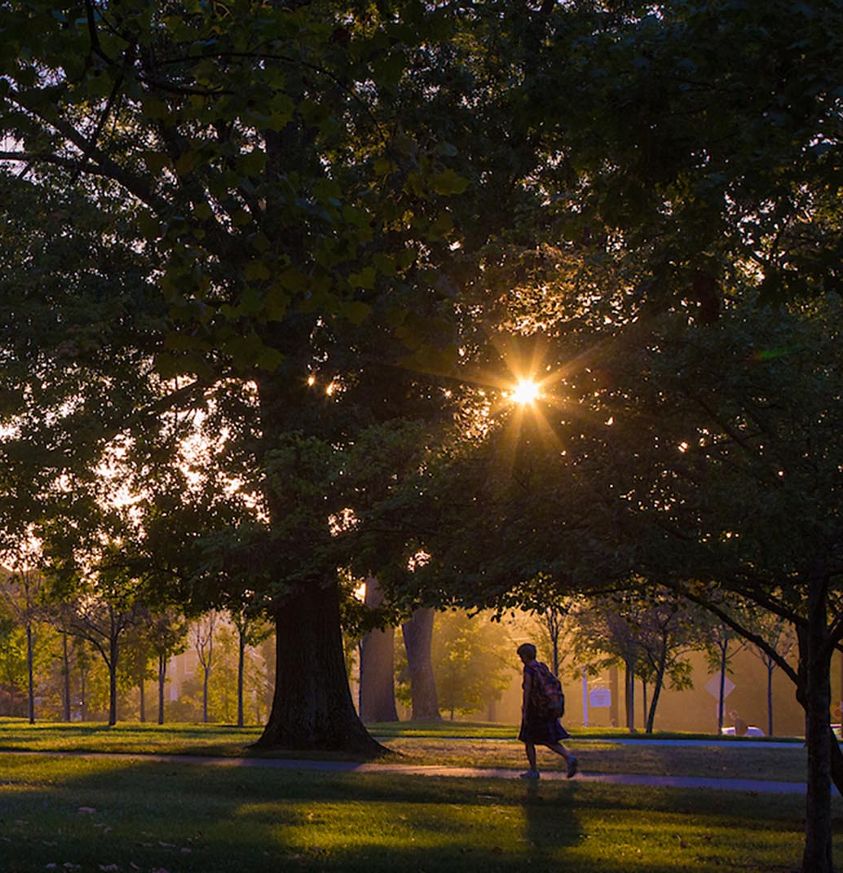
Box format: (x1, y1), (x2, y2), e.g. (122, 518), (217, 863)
(0, 754), (585, 873)
(0, 752), (834, 873)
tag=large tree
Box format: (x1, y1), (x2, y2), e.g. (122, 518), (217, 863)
(0, 0), (559, 751)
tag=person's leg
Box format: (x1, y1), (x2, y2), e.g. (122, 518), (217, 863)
(519, 742), (540, 778)
(545, 741), (570, 762)
(545, 742), (579, 777)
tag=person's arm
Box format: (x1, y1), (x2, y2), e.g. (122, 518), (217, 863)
(521, 668), (532, 722)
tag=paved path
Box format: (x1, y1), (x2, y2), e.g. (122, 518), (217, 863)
(378, 736), (805, 750)
(0, 749), (805, 794)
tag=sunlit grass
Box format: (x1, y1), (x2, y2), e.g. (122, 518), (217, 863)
(0, 753), (838, 872)
(0, 718), (810, 781)
(385, 738), (809, 782)
(368, 721), (804, 742)
(0, 717), (262, 756)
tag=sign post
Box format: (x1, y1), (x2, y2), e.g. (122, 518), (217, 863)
(581, 668), (589, 727)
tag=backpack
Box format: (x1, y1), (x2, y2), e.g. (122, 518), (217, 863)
(530, 662), (565, 719)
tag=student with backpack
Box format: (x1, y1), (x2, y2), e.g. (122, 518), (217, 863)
(516, 642), (578, 780)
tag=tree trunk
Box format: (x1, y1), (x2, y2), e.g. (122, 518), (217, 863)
(359, 577), (399, 723)
(767, 662), (775, 737)
(255, 579), (384, 755)
(402, 608), (441, 721)
(624, 659), (635, 732)
(157, 653), (166, 725)
(202, 667), (210, 723)
(646, 647), (669, 734)
(641, 677), (648, 728)
(717, 641), (728, 734)
(797, 670), (843, 799)
(138, 678), (145, 723)
(830, 736), (843, 797)
(253, 366), (382, 753)
(108, 636), (119, 727)
(609, 665), (619, 727)
(799, 582), (834, 873)
(25, 622), (35, 725)
(79, 664), (87, 721)
(549, 617), (560, 677)
(237, 631), (246, 728)
(61, 634), (71, 722)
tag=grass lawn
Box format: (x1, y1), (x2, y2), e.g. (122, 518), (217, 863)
(0, 718), (810, 782)
(386, 738), (809, 782)
(0, 752), (840, 873)
(369, 721), (805, 742)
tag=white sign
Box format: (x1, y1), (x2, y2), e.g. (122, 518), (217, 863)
(705, 675), (735, 699)
(589, 688), (611, 708)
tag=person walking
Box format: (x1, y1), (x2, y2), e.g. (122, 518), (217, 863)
(516, 642), (578, 780)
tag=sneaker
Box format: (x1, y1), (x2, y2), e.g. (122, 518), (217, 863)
(519, 769), (541, 780)
(566, 756), (579, 779)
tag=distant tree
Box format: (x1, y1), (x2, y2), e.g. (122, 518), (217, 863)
(746, 612), (796, 738)
(57, 630), (72, 722)
(432, 611), (513, 722)
(0, 606), (26, 716)
(229, 604), (272, 728)
(144, 608), (189, 726)
(359, 577), (399, 724)
(192, 611), (218, 724)
(566, 591), (698, 734)
(512, 580), (580, 678)
(401, 608), (441, 722)
(47, 538), (145, 727)
(0, 558), (45, 724)
(121, 620), (156, 723)
(702, 619), (746, 736)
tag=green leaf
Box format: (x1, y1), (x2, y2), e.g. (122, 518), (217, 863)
(244, 259), (271, 281)
(137, 211), (161, 240)
(431, 169), (470, 196)
(175, 150), (200, 176)
(239, 150), (267, 176)
(143, 151), (169, 174)
(345, 301), (372, 324)
(349, 266), (376, 289)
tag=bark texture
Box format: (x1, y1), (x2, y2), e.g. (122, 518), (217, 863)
(359, 577), (399, 723)
(237, 633), (246, 728)
(402, 608), (441, 721)
(256, 579), (384, 754)
(799, 580), (834, 873)
(157, 654), (166, 725)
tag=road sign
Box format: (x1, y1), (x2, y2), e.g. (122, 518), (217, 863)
(705, 674), (735, 699)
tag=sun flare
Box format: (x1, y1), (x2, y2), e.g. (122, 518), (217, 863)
(511, 379), (540, 405)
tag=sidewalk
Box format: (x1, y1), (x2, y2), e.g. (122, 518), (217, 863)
(0, 748), (806, 794)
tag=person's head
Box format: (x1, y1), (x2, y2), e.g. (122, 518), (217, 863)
(517, 642), (537, 664)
